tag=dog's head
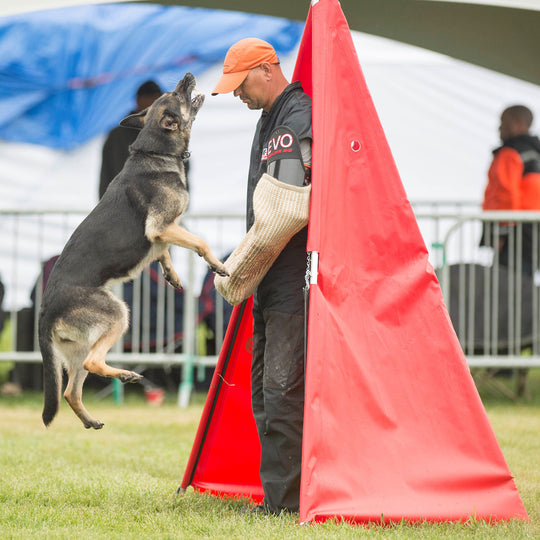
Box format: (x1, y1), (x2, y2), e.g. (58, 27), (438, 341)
(120, 73), (204, 155)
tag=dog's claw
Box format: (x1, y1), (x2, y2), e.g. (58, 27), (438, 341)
(211, 264), (229, 277)
(119, 371), (143, 384)
(168, 278), (183, 290)
(84, 419), (104, 430)
(162, 272), (183, 290)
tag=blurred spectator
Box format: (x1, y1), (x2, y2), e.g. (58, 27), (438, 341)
(0, 274), (6, 335)
(198, 253), (234, 355)
(481, 105), (540, 275)
(99, 80), (163, 198)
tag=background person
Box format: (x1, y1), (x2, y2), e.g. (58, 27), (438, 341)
(99, 80), (163, 198)
(212, 38), (312, 515)
(482, 105), (540, 274)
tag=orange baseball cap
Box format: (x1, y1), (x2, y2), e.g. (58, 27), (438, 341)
(212, 38), (278, 95)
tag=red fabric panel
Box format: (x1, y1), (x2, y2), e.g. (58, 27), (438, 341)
(298, 0), (528, 524)
(291, 6), (312, 97)
(180, 297), (263, 502)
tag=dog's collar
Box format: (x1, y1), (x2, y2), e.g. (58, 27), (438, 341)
(130, 149), (191, 161)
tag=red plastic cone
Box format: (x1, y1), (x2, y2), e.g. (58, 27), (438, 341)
(179, 296), (263, 502)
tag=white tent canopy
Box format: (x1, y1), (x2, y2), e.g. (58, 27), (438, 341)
(1, 1), (539, 85)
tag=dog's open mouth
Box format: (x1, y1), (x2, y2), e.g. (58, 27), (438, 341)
(191, 92), (204, 111)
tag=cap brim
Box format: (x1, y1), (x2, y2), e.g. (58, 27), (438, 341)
(211, 70), (250, 95)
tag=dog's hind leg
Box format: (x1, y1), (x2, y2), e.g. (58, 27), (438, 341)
(53, 338), (105, 429)
(153, 223), (229, 277)
(83, 319), (142, 384)
(73, 288), (141, 384)
(64, 362), (104, 429)
(158, 250), (182, 289)
(53, 288), (141, 428)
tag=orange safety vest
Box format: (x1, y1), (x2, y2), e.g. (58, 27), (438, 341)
(483, 136), (540, 211)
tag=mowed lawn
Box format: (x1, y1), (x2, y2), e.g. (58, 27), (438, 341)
(0, 371), (539, 539)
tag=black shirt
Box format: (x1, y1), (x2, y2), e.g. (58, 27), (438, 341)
(247, 81), (313, 312)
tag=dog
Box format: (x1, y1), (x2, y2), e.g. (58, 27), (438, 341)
(39, 73), (228, 429)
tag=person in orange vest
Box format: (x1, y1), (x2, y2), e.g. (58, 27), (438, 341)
(482, 105), (540, 274)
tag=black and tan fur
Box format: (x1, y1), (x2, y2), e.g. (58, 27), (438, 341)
(39, 73), (227, 429)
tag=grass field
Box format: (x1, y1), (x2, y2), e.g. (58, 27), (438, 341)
(0, 371), (539, 539)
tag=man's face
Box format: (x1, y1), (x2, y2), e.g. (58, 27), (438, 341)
(233, 67), (268, 110)
(499, 111), (527, 142)
(499, 111), (514, 142)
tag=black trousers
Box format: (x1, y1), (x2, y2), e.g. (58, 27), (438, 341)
(481, 222), (538, 276)
(498, 223), (536, 276)
(251, 294), (305, 513)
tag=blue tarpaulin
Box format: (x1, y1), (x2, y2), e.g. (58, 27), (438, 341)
(0, 4), (303, 149)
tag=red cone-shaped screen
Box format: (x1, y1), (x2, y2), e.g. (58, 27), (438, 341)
(296, 0), (527, 524)
(179, 297), (263, 502)
(181, 0), (527, 524)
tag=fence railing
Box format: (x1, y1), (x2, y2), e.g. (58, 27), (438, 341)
(0, 209), (244, 404)
(1, 205), (539, 402)
(438, 211), (540, 362)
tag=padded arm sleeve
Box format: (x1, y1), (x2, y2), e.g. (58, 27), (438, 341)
(214, 173), (310, 305)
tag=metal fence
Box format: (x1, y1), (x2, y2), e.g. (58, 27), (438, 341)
(0, 209), (244, 404)
(437, 212), (540, 358)
(1, 204), (539, 402)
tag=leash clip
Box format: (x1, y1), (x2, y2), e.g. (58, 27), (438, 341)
(304, 251), (319, 294)
(309, 251), (319, 285)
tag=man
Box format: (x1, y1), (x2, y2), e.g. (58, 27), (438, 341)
(482, 105), (540, 274)
(212, 38), (312, 514)
(99, 80), (163, 198)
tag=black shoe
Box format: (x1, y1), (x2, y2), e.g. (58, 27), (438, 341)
(241, 504), (269, 516)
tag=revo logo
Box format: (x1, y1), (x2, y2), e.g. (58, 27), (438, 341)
(263, 132), (294, 162)
(268, 133), (293, 153)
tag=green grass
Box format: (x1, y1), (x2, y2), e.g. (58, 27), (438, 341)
(0, 374), (539, 539)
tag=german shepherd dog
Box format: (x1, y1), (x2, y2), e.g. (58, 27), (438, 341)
(39, 73), (228, 429)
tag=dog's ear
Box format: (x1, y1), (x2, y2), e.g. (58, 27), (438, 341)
(159, 113), (178, 132)
(119, 109), (148, 130)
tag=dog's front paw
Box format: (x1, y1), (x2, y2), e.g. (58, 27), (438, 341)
(165, 274), (183, 290)
(119, 371), (143, 384)
(211, 263), (229, 277)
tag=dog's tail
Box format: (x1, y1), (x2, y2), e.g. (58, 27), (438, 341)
(39, 314), (62, 427)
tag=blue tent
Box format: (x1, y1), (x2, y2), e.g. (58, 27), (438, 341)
(0, 4), (302, 149)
